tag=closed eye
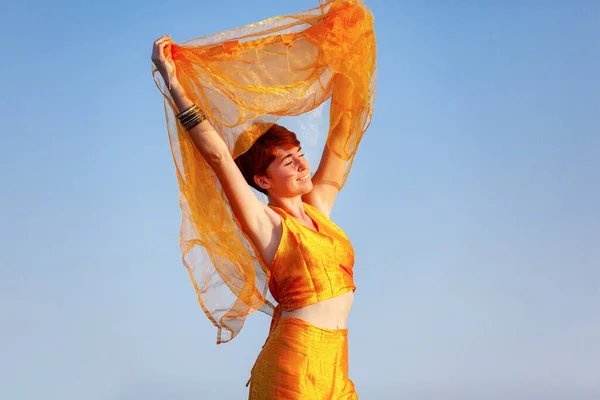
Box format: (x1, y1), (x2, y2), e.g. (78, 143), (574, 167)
(285, 153), (304, 166)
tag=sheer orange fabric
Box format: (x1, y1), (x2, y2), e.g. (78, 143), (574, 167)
(152, 0), (376, 343)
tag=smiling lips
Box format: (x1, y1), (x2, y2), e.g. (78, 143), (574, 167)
(296, 174), (310, 182)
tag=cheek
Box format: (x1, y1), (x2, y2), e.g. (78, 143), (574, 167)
(269, 167), (295, 184)
(283, 170), (297, 182)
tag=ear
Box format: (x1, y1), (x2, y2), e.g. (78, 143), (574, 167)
(254, 174), (272, 191)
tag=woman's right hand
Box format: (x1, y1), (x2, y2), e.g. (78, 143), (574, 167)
(151, 35), (178, 89)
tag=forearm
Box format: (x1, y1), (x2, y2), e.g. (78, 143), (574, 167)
(169, 80), (195, 115)
(326, 73), (354, 161)
(169, 80), (229, 165)
(313, 74), (353, 187)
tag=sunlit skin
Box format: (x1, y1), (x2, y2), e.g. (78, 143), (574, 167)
(255, 147), (314, 225)
(257, 147), (312, 196)
(150, 2), (373, 391)
(152, 34), (353, 330)
(255, 146), (354, 328)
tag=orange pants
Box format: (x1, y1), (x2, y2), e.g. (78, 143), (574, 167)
(247, 317), (357, 399)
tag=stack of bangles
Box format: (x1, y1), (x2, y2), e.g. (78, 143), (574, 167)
(176, 104), (206, 130)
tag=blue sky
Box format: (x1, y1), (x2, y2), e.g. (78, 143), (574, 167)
(1, 0), (599, 399)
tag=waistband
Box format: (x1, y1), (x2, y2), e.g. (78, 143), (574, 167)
(276, 317), (348, 339)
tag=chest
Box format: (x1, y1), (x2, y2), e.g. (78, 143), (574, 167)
(270, 216), (355, 275)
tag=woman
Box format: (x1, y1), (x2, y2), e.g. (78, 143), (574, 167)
(151, 1), (375, 398)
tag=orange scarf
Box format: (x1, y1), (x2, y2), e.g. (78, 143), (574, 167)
(152, 0), (376, 344)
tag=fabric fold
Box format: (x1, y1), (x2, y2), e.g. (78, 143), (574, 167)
(152, 0), (376, 344)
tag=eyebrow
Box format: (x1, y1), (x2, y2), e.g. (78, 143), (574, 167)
(280, 147), (302, 163)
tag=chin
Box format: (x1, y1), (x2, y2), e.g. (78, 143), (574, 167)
(287, 176), (312, 196)
(300, 180), (314, 194)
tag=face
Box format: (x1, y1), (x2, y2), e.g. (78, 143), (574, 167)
(255, 146), (312, 197)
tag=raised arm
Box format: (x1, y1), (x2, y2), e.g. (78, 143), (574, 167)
(152, 36), (278, 249)
(303, 74), (354, 217)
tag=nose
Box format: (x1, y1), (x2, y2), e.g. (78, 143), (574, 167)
(297, 156), (307, 171)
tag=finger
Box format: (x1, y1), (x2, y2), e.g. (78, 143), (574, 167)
(155, 40), (173, 54)
(152, 42), (167, 58)
(157, 40), (172, 54)
(163, 43), (175, 57)
(152, 51), (167, 64)
(161, 42), (172, 56)
(154, 38), (169, 47)
(154, 35), (171, 45)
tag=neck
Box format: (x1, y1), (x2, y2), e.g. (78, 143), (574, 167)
(268, 195), (307, 219)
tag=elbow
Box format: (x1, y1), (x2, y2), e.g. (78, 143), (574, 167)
(188, 127), (231, 167)
(203, 148), (230, 168)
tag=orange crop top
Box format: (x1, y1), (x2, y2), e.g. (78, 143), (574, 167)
(267, 202), (355, 312)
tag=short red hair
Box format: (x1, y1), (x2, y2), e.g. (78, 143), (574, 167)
(235, 124), (300, 194)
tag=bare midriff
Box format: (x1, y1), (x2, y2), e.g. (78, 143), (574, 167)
(280, 291), (354, 329)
